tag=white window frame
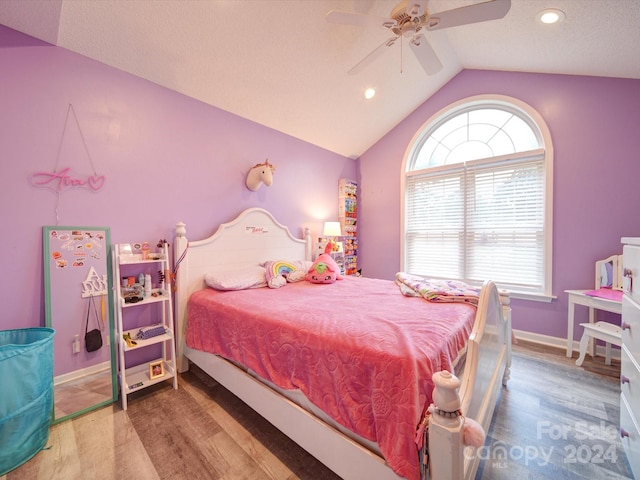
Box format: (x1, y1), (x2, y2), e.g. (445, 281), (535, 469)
(401, 95), (554, 301)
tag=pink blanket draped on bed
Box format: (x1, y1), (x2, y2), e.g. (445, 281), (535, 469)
(185, 276), (476, 480)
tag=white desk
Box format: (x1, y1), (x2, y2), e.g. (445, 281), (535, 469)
(565, 289), (622, 358)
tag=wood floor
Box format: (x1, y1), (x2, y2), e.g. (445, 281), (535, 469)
(54, 369), (113, 420)
(2, 341), (634, 480)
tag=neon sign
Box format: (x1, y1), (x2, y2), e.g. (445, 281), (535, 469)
(30, 167), (106, 193)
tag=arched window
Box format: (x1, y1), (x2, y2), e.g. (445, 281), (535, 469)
(402, 95), (553, 298)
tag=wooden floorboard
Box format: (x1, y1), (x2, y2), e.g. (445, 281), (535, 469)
(53, 369), (113, 419)
(475, 340), (632, 480)
(2, 341), (634, 480)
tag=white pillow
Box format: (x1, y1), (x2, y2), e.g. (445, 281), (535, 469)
(204, 266), (267, 291)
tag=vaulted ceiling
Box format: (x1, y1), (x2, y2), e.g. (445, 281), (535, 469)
(1, 0), (639, 158)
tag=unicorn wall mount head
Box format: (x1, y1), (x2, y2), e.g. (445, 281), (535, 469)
(245, 159), (276, 191)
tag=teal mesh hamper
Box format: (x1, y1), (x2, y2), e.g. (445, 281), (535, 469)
(0, 328), (55, 475)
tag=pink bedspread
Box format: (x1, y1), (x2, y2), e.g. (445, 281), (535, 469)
(186, 276), (476, 480)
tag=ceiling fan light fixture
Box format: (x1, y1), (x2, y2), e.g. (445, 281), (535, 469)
(406, 3), (422, 17)
(537, 8), (565, 25)
(328, 0), (511, 76)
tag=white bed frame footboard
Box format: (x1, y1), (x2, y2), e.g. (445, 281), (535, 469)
(429, 281), (511, 480)
(173, 208), (511, 480)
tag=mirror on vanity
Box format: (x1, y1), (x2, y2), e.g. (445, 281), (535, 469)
(43, 226), (117, 423)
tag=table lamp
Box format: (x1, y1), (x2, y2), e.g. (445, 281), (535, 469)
(323, 221), (342, 252)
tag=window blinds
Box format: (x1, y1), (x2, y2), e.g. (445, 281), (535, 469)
(405, 153), (545, 293)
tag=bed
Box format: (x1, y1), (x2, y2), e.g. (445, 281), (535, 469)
(173, 207), (511, 480)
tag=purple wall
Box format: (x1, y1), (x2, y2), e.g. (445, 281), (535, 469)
(0, 23), (355, 342)
(357, 69), (640, 342)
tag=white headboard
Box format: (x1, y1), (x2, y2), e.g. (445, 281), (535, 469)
(173, 207), (312, 371)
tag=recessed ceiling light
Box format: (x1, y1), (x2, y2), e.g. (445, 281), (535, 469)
(537, 8), (565, 24)
(364, 87), (376, 100)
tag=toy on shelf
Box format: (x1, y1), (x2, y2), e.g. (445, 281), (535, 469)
(339, 179), (358, 276)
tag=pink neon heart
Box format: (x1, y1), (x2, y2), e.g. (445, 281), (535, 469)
(88, 175), (106, 191)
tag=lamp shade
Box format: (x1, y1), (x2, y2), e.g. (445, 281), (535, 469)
(323, 221), (342, 237)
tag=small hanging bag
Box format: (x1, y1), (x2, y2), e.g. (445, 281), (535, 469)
(84, 295), (103, 352)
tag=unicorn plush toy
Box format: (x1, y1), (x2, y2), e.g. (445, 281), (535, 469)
(245, 159), (276, 191)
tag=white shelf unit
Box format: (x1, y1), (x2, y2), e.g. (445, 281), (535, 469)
(338, 178), (358, 276)
(113, 243), (178, 410)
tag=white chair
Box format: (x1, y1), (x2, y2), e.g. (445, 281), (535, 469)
(575, 255), (623, 366)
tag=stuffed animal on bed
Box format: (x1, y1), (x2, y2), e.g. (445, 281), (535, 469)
(306, 243), (344, 284)
(263, 260), (308, 288)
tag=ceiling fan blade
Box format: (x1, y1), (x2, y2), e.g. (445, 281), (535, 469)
(348, 36), (398, 75)
(326, 10), (397, 29)
(423, 0), (511, 31)
(409, 34), (443, 75)
(405, 0), (429, 18)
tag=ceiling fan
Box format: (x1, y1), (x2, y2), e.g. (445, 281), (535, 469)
(326, 0), (511, 75)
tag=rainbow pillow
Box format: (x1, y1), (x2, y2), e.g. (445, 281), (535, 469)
(262, 260), (311, 288)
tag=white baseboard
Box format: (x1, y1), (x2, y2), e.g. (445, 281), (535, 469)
(54, 361), (111, 386)
(513, 329), (621, 361)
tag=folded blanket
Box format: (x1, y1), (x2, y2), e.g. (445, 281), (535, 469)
(395, 272), (480, 306)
